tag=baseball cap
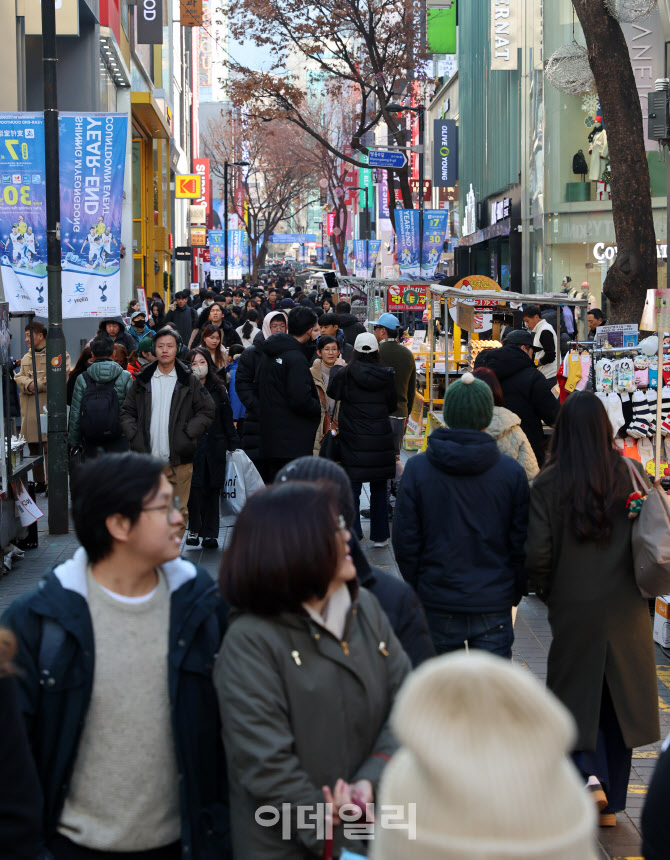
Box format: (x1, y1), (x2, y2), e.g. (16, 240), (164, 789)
(503, 329), (535, 348)
(372, 312), (402, 331)
(354, 332), (379, 353)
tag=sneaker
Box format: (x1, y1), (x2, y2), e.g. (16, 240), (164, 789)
(34, 482), (47, 494)
(372, 539), (389, 548)
(202, 537), (219, 549)
(360, 508), (371, 518)
(588, 779), (608, 812)
(185, 531), (200, 546)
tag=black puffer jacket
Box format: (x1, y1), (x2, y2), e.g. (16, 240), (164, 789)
(327, 360), (397, 482)
(337, 313), (366, 347)
(96, 316), (136, 354)
(235, 346), (263, 464)
(257, 334), (321, 460)
(475, 345), (559, 466)
(191, 379), (240, 489)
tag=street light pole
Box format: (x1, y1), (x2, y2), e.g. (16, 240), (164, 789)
(354, 185), (370, 274)
(41, 0), (68, 533)
(223, 160), (229, 286)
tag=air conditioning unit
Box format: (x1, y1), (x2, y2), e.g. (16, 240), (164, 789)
(648, 90), (670, 142)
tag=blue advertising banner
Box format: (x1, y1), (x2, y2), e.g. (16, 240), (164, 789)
(421, 209), (449, 278)
(209, 230), (225, 280)
(354, 239), (382, 277)
(354, 239), (366, 276)
(316, 245), (326, 265)
(0, 112), (127, 318)
(59, 113), (127, 318)
(0, 113), (48, 314)
(368, 239), (381, 272)
(269, 233), (317, 243)
(396, 209), (420, 278)
(228, 229), (245, 280)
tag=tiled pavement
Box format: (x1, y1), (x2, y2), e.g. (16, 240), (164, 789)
(2, 492), (670, 859)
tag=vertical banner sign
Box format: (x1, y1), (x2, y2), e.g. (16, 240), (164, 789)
(368, 239), (381, 273)
(0, 113), (48, 315)
(59, 113), (127, 318)
(227, 230), (245, 280)
(326, 213), (335, 235)
(421, 210), (449, 278)
(209, 230), (225, 280)
(491, 0), (520, 71)
(379, 171), (390, 220)
(354, 239), (366, 276)
(136, 0), (163, 44)
(193, 158), (210, 215)
(396, 209), (420, 278)
(0, 112), (127, 317)
(316, 245), (326, 265)
(433, 120), (458, 187)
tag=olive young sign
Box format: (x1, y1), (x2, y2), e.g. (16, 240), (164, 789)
(433, 120), (458, 188)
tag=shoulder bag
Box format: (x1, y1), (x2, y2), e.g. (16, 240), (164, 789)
(624, 458), (670, 598)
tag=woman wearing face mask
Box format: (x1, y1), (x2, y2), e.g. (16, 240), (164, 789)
(185, 348), (239, 549)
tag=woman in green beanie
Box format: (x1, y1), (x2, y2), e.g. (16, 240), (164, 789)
(392, 372), (530, 658)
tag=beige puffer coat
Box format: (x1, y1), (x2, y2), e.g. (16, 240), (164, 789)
(486, 405), (539, 481)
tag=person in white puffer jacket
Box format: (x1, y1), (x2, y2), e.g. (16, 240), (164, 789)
(474, 367), (539, 482)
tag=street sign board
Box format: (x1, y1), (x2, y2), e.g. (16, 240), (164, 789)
(367, 150), (408, 169)
(176, 174), (202, 198)
(190, 227), (207, 246)
(175, 246), (193, 262)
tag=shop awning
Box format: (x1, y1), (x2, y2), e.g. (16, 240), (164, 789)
(131, 92), (171, 140)
(428, 286), (590, 308)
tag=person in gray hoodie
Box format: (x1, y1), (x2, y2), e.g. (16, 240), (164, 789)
(68, 334), (133, 457)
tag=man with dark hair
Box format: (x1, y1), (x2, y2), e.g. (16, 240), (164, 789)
(256, 306), (321, 482)
(335, 300), (366, 346)
(522, 303), (558, 386)
(165, 291), (198, 344)
(15, 320), (71, 492)
(68, 335), (133, 456)
(1, 452), (230, 859)
(318, 312), (353, 362)
(95, 316), (136, 354)
(120, 328), (215, 535)
(265, 287), (279, 312)
(587, 307), (606, 341)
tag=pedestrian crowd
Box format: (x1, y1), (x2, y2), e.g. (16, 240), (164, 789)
(1, 279), (668, 860)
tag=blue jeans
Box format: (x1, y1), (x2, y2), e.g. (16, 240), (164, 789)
(425, 609), (514, 659)
(351, 479), (389, 543)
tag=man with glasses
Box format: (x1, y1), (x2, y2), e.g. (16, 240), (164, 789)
(1, 453), (230, 859)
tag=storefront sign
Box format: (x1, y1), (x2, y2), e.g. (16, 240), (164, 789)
(410, 179), (432, 202)
(176, 175), (202, 198)
(180, 0), (203, 26)
(388, 284), (427, 313)
(136, 0), (163, 44)
(193, 158), (210, 214)
(491, 0), (520, 71)
(593, 241), (668, 262)
(433, 120), (458, 188)
(490, 197), (511, 225)
(462, 184), (477, 237)
(189, 205), (206, 224)
(190, 227), (207, 246)
(622, 12), (665, 153)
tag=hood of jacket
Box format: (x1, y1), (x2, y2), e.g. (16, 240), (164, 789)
(426, 426), (500, 476)
(336, 312), (360, 328)
(261, 309), (288, 340)
(96, 315), (125, 332)
(86, 359), (126, 384)
(260, 332), (304, 359)
(487, 405), (522, 439)
(347, 360), (395, 391)
(477, 344), (535, 382)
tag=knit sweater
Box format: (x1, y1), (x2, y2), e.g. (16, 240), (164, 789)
(57, 569), (180, 851)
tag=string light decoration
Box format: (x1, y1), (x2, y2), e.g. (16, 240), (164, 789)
(603, 0), (657, 23)
(545, 42), (596, 96)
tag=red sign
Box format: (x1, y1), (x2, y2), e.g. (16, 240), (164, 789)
(388, 284), (427, 312)
(193, 158), (210, 214)
(100, 0), (120, 43)
(327, 213), (335, 235)
(343, 168), (358, 188)
(410, 179), (432, 202)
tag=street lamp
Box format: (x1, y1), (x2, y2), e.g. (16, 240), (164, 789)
(386, 102), (426, 277)
(224, 160), (249, 285)
(354, 185), (370, 275)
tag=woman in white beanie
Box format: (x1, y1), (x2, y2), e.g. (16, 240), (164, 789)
(373, 651), (596, 860)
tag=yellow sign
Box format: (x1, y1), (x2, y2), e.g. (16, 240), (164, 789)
(190, 227), (207, 246)
(176, 175), (202, 198)
(180, 0), (203, 26)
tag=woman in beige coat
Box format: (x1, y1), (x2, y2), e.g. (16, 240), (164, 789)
(310, 335), (345, 455)
(474, 367), (538, 481)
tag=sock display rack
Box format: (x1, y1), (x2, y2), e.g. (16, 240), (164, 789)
(564, 339), (670, 477)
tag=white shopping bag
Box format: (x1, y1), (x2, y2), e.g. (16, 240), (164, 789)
(13, 479), (44, 526)
(222, 450), (265, 515)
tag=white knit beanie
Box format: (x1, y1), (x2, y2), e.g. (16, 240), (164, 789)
(372, 652), (596, 860)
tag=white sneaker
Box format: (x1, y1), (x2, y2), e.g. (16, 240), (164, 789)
(185, 530), (200, 546)
(373, 540), (389, 548)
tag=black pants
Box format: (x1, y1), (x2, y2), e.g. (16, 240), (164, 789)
(48, 833), (181, 860)
(187, 484), (220, 538)
(261, 457), (292, 485)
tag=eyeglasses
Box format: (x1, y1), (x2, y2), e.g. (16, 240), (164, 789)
(142, 497), (182, 521)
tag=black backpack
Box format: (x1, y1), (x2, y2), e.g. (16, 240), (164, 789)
(79, 371), (122, 444)
(573, 150), (588, 176)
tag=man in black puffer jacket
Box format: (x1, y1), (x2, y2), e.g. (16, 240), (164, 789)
(336, 301), (366, 346)
(256, 307), (321, 483)
(474, 329), (559, 466)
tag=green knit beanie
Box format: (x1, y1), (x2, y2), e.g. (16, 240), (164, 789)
(443, 372), (494, 430)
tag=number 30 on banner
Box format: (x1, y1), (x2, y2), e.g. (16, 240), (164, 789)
(2, 187), (32, 206)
